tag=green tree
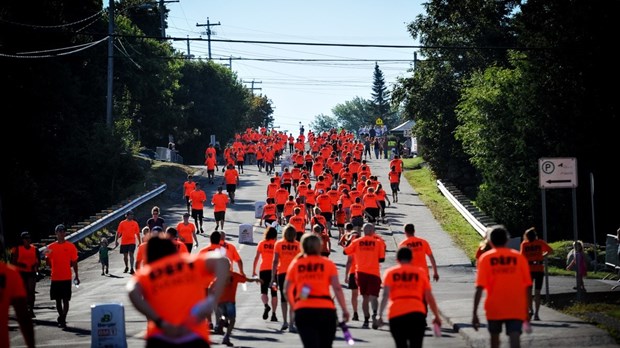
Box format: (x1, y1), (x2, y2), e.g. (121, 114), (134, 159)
(332, 97), (374, 135)
(310, 114), (340, 133)
(371, 62), (390, 120)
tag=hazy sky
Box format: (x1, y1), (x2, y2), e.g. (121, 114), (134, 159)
(165, 1), (424, 133)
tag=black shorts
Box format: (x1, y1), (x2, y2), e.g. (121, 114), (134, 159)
(237, 160), (244, 165)
(531, 271), (545, 290)
(321, 212), (333, 222)
(277, 273), (287, 302)
(293, 179), (300, 185)
(207, 169), (215, 175)
(390, 183), (399, 192)
(276, 204), (285, 213)
(226, 184), (236, 193)
(119, 244), (136, 254)
(347, 273), (358, 290)
(351, 216), (364, 227)
(259, 270), (277, 297)
(214, 211), (225, 221)
(192, 209), (204, 220)
(50, 280), (72, 301)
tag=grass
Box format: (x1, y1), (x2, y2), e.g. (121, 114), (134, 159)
(402, 157), (620, 343)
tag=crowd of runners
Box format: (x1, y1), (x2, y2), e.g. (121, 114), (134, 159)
(4, 126), (546, 348)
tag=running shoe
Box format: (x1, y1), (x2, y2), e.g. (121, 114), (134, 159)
(271, 314), (278, 322)
(263, 305), (271, 320)
(534, 314), (540, 321)
(222, 335), (233, 347)
(281, 322), (289, 331)
(129, 269), (135, 275)
(372, 315), (379, 329)
(123, 267), (129, 273)
(362, 320), (369, 328)
(352, 312), (359, 321)
(289, 324), (297, 333)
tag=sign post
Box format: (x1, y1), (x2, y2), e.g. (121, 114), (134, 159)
(538, 157), (581, 300)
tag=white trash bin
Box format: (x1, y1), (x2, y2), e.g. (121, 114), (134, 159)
(239, 224), (254, 244)
(254, 201), (266, 219)
(91, 303), (127, 348)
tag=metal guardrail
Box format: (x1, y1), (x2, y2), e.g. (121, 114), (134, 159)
(39, 184), (167, 253)
(437, 180), (487, 238)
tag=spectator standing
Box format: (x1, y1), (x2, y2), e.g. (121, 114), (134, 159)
(472, 225), (532, 348)
(566, 240), (588, 292)
(45, 224), (80, 328)
(127, 237), (229, 347)
(377, 246), (442, 347)
(520, 227), (553, 320)
(284, 233), (350, 348)
(189, 181), (208, 233)
(343, 223), (385, 329)
(183, 175), (196, 214)
(115, 210), (142, 274)
(211, 185), (230, 231)
(177, 213), (198, 253)
(10, 231), (40, 318)
(1, 239), (35, 348)
(146, 206), (166, 231)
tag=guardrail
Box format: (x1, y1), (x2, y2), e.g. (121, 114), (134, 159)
(437, 180), (487, 237)
(39, 184), (167, 253)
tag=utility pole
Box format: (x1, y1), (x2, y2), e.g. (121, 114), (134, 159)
(243, 79), (262, 96)
(106, 0), (114, 128)
(196, 18), (220, 60)
(185, 36), (194, 59)
(157, 0), (179, 38)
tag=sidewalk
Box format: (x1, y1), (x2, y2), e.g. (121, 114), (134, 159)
(364, 155), (619, 348)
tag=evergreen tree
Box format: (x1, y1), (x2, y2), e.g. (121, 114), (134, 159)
(371, 62), (390, 120)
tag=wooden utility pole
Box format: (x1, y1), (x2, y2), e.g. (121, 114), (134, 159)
(196, 18), (221, 60)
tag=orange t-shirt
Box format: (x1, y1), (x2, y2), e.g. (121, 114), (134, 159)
(398, 236), (433, 275)
(1, 263), (27, 348)
(476, 248), (532, 321)
(350, 203), (364, 217)
(216, 272), (246, 303)
(274, 239), (301, 274)
(205, 157), (217, 170)
(184, 181), (196, 197)
(285, 255), (337, 310)
(220, 242), (241, 263)
(46, 241), (78, 281)
(283, 200), (297, 217)
(117, 219), (141, 245)
(224, 169), (239, 184)
(211, 193), (229, 212)
(132, 253), (215, 341)
(289, 215), (306, 233)
(256, 239), (276, 271)
(520, 240), (553, 273)
(11, 245), (39, 272)
(262, 203), (277, 220)
(382, 263), (430, 319)
(177, 222), (196, 244)
(343, 235), (385, 277)
(135, 241), (148, 269)
(190, 189), (207, 210)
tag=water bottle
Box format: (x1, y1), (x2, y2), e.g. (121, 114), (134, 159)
(300, 284), (311, 300)
(339, 321), (355, 345)
(241, 282), (248, 292)
(73, 278), (80, 288)
(271, 282), (278, 292)
(433, 322), (441, 337)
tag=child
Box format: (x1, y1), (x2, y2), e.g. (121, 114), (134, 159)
(98, 238), (111, 275)
(213, 271), (262, 346)
(566, 240), (587, 292)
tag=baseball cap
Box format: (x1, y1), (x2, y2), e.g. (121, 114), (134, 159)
(21, 231), (31, 239)
(55, 224), (66, 232)
(126, 210), (134, 216)
(183, 212), (191, 218)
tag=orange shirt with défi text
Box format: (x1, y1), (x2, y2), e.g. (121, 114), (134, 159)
(133, 253), (215, 341)
(46, 241), (78, 281)
(190, 189), (207, 210)
(476, 247), (532, 321)
(285, 255), (337, 310)
(220, 242), (241, 263)
(224, 169), (239, 184)
(257, 239), (276, 271)
(117, 219), (141, 245)
(288, 215), (306, 233)
(211, 193), (229, 212)
(343, 235), (385, 277)
(1, 263), (27, 348)
(274, 239), (301, 274)
(398, 236), (433, 275)
(520, 239), (553, 273)
(184, 181), (196, 197)
(382, 263), (430, 319)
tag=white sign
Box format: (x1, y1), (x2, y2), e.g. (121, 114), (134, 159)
(539, 157), (578, 189)
(403, 129), (412, 137)
(91, 303), (127, 348)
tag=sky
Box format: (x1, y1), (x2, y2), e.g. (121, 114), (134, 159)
(164, 0), (425, 133)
